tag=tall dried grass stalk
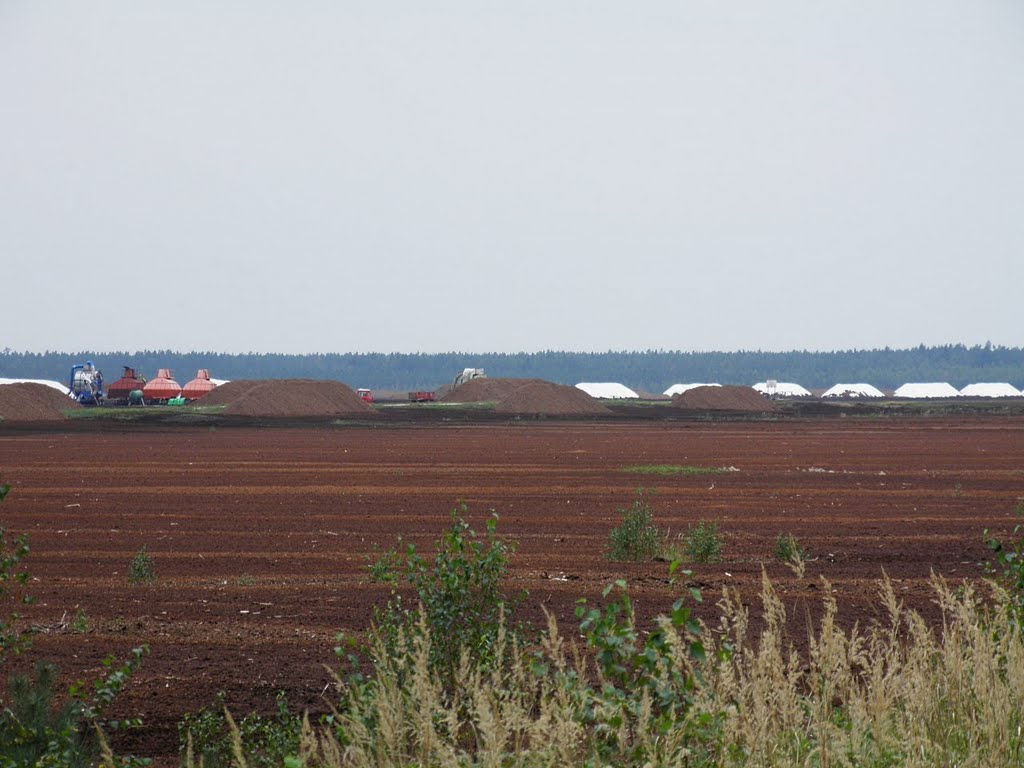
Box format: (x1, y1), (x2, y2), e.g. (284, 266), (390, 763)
(210, 576), (1024, 767)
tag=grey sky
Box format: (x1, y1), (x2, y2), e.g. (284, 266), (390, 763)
(2, 2), (1022, 354)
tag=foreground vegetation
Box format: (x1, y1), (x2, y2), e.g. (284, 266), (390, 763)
(181, 512), (1024, 768)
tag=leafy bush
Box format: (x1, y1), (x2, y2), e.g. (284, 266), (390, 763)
(0, 644), (150, 767)
(773, 532), (804, 562)
(684, 520), (723, 563)
(985, 523), (1024, 622)
(367, 507), (518, 677)
(178, 692), (300, 768)
(605, 497), (661, 561)
(128, 546), (156, 585)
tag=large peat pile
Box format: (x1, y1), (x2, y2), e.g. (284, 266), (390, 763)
(440, 378), (545, 403)
(672, 385), (777, 413)
(219, 380), (378, 418)
(495, 382), (612, 416)
(196, 380), (265, 406)
(0, 383), (79, 422)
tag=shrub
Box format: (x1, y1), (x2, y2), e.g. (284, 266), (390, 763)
(773, 532), (804, 562)
(985, 523), (1024, 622)
(685, 520), (723, 563)
(366, 507), (518, 677)
(128, 546), (156, 585)
(605, 497), (661, 561)
(178, 692), (300, 768)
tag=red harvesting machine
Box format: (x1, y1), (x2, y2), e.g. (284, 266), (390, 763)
(107, 367), (147, 401)
(183, 369), (217, 400)
(142, 369), (182, 402)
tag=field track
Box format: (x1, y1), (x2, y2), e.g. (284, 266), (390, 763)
(1, 417), (1022, 761)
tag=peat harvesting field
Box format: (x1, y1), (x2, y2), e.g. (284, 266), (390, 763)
(0, 415), (1022, 761)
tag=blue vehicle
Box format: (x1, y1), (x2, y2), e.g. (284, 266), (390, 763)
(68, 361), (105, 405)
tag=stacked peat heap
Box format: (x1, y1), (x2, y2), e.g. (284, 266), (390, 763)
(212, 379), (378, 418)
(195, 380), (265, 406)
(671, 385), (777, 413)
(0, 383), (79, 422)
(440, 378), (546, 403)
(495, 381), (612, 416)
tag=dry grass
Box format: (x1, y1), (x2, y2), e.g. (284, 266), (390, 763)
(187, 575), (1024, 767)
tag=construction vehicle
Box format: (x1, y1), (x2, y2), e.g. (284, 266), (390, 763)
(68, 361), (105, 405)
(357, 388), (374, 403)
(408, 391), (436, 402)
(453, 368), (486, 388)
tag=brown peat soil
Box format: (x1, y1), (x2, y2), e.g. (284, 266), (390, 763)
(1, 417), (1022, 760)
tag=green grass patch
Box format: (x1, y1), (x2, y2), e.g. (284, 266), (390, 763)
(622, 464), (728, 476)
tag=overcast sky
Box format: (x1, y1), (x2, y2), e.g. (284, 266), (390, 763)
(2, 2), (1022, 354)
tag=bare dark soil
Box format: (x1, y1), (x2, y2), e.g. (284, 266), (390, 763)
(0, 417), (1022, 762)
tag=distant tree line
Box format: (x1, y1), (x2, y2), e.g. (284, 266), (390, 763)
(1, 344), (1021, 394)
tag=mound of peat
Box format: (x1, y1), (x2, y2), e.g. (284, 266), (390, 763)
(222, 380), (378, 418)
(495, 381), (612, 416)
(196, 380), (265, 406)
(440, 378), (545, 403)
(0, 383), (79, 422)
(672, 385), (777, 412)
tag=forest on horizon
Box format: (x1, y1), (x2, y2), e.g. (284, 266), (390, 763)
(2, 344), (1022, 394)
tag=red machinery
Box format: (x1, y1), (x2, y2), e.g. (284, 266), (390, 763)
(408, 391), (436, 402)
(142, 369), (182, 402)
(107, 366), (147, 401)
(182, 369), (217, 400)
(357, 388), (374, 403)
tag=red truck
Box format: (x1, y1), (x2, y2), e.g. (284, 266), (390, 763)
(408, 391), (435, 402)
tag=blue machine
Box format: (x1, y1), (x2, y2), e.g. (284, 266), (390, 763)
(68, 361), (105, 405)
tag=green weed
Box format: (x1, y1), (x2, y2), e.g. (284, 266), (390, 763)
(71, 607), (90, 634)
(128, 546), (156, 585)
(605, 497), (661, 561)
(684, 520), (723, 563)
(366, 506), (519, 678)
(622, 464), (727, 476)
(773, 533), (804, 562)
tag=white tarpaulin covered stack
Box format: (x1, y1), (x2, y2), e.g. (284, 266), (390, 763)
(960, 383), (1022, 397)
(752, 382), (812, 397)
(895, 382), (961, 398)
(664, 383), (720, 396)
(822, 383), (885, 398)
(575, 382), (639, 399)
